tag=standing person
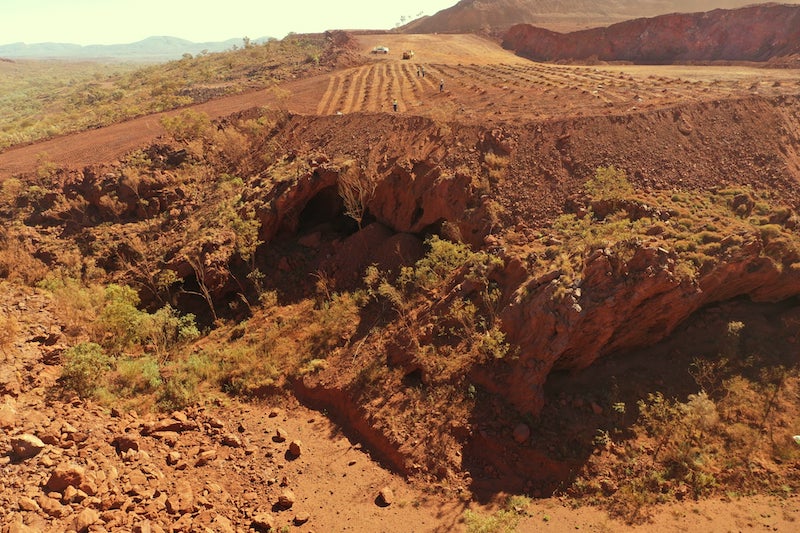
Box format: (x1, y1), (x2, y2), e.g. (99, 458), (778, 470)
(421, 65), (425, 78)
(439, 79), (444, 92)
(417, 66), (421, 77)
(393, 99), (398, 112)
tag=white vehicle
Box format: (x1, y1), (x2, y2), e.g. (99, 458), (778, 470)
(371, 46), (389, 54)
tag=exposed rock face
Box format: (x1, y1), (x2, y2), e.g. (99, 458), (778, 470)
(503, 4), (800, 63)
(401, 0), (788, 34)
(499, 240), (800, 414)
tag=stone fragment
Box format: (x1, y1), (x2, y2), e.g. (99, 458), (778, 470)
(195, 448), (217, 466)
(0, 365), (21, 396)
(212, 515), (236, 533)
(128, 469), (148, 487)
(112, 434), (140, 454)
(512, 423), (531, 444)
(165, 482), (194, 514)
(377, 487), (394, 506)
(80, 477), (98, 496)
(166, 451), (182, 466)
(251, 512), (275, 531)
(276, 489), (296, 509)
(18, 496), (40, 511)
(293, 512), (310, 525)
(172, 514), (193, 531)
(133, 521), (152, 533)
(288, 440), (302, 458)
(10, 434), (46, 459)
(66, 430), (89, 444)
(73, 507), (100, 532)
(273, 427), (288, 442)
(62, 485), (80, 503)
(0, 401), (17, 428)
(222, 433), (242, 447)
(46, 463), (87, 493)
(38, 494), (68, 517)
(145, 418), (191, 434)
(150, 431), (179, 446)
(7, 521), (38, 533)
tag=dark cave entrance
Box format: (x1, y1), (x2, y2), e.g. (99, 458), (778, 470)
(297, 185), (364, 236)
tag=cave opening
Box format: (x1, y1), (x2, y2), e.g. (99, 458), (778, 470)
(297, 185), (361, 236)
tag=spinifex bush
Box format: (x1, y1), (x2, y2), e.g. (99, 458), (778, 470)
(463, 495), (531, 533)
(114, 355), (162, 395)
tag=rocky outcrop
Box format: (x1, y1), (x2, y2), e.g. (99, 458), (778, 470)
(503, 4), (800, 63)
(499, 238), (800, 414)
(401, 0), (785, 34)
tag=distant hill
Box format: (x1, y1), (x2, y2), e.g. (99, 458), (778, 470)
(401, 0), (800, 34)
(0, 36), (273, 61)
(502, 3), (800, 62)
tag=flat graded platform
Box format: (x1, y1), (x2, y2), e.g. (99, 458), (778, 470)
(290, 33), (800, 120)
(2, 33), (800, 178)
(354, 33), (533, 65)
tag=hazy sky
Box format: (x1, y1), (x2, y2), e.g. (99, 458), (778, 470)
(1, 0), (458, 45)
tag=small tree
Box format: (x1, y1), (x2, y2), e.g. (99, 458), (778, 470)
(186, 250), (219, 323)
(337, 160), (376, 229)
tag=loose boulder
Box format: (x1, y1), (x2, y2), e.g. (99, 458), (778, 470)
(10, 434), (45, 460)
(45, 463), (86, 493)
(377, 486), (394, 506)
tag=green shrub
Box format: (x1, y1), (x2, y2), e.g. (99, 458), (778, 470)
(463, 509), (520, 533)
(158, 376), (195, 411)
(161, 110), (213, 142)
(158, 353), (215, 410)
(584, 165), (633, 201)
(140, 304), (200, 358)
(309, 291), (364, 354)
(463, 495), (529, 533)
(61, 342), (111, 398)
(115, 355), (162, 395)
(217, 344), (278, 396)
(398, 235), (503, 292)
(479, 326), (511, 360)
(98, 284), (144, 354)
